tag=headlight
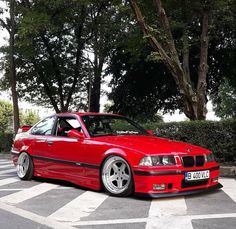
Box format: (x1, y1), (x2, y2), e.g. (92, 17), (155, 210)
(206, 153), (215, 162)
(139, 156), (176, 166)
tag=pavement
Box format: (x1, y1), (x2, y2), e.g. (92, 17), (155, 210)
(220, 166), (236, 178)
(0, 155), (236, 229)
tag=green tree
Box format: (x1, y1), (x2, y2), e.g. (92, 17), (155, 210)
(1, 0), (124, 113)
(213, 79), (236, 119)
(209, 0), (236, 114)
(0, 0), (20, 133)
(129, 0), (232, 120)
(0, 100), (13, 133)
(1, 0), (91, 112)
(20, 111), (40, 126)
(107, 44), (180, 121)
(87, 1), (123, 112)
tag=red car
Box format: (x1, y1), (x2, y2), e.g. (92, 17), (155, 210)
(12, 112), (222, 197)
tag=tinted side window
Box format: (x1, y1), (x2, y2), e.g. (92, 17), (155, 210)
(31, 116), (56, 136)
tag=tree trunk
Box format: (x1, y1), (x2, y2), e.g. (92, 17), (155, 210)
(89, 50), (103, 112)
(89, 70), (102, 112)
(197, 11), (209, 120)
(129, 0), (210, 120)
(89, 30), (105, 112)
(9, 0), (20, 133)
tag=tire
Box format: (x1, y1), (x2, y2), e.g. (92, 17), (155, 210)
(16, 152), (34, 180)
(101, 156), (134, 197)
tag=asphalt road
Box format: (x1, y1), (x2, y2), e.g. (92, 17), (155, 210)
(0, 157), (236, 229)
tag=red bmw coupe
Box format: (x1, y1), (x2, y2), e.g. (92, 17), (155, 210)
(12, 112), (222, 197)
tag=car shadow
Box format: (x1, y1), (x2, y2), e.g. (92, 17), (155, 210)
(32, 176), (93, 192)
(29, 176), (223, 201)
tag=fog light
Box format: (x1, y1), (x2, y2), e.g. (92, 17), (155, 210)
(153, 184), (166, 190)
(212, 177), (218, 183)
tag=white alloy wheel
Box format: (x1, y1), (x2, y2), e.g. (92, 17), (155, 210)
(17, 152), (34, 180)
(102, 156), (133, 197)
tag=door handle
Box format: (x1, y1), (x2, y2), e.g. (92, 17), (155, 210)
(47, 140), (54, 145)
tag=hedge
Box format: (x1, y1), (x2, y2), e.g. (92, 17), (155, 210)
(0, 132), (13, 153)
(0, 119), (235, 163)
(143, 119), (236, 164)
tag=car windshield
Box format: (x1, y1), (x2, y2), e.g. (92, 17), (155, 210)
(81, 115), (148, 137)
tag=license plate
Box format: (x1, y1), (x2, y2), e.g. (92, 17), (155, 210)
(185, 170), (210, 181)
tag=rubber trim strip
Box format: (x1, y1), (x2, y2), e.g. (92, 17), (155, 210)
(31, 155), (99, 169)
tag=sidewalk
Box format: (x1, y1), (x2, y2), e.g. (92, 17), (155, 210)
(0, 153), (235, 178)
(220, 166), (236, 178)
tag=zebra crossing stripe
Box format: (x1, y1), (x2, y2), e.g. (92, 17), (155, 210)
(0, 168), (16, 175)
(0, 183), (59, 204)
(0, 188), (26, 191)
(0, 201), (75, 229)
(0, 161), (13, 165)
(70, 213), (236, 227)
(0, 177), (20, 187)
(148, 197), (187, 217)
(0, 164), (14, 169)
(145, 197), (193, 229)
(48, 191), (109, 222)
(220, 178), (236, 202)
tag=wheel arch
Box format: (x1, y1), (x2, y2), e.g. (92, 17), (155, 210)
(99, 148), (135, 193)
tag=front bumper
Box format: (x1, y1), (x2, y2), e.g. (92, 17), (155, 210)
(135, 183), (223, 198)
(133, 165), (222, 198)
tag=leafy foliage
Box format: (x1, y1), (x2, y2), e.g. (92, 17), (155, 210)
(0, 132), (13, 153)
(107, 44), (180, 122)
(143, 119), (236, 163)
(20, 111), (40, 126)
(128, 0), (235, 120)
(213, 79), (236, 118)
(0, 99), (13, 133)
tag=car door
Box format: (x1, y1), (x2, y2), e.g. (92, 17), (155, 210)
(29, 115), (57, 173)
(43, 115), (85, 179)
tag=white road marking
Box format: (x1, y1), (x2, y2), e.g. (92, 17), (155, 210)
(0, 177), (20, 187)
(0, 201), (75, 229)
(48, 191), (109, 222)
(146, 197), (193, 229)
(148, 197), (187, 217)
(190, 212), (236, 219)
(69, 212), (236, 226)
(70, 218), (147, 226)
(0, 164), (14, 169)
(55, 186), (73, 190)
(220, 178), (236, 202)
(0, 188), (26, 191)
(0, 183), (59, 204)
(0, 174), (14, 177)
(0, 168), (16, 175)
(0, 161), (13, 165)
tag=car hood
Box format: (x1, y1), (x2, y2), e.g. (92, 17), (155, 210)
(92, 135), (209, 155)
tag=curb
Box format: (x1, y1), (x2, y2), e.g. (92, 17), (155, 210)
(0, 153), (235, 178)
(220, 166), (236, 178)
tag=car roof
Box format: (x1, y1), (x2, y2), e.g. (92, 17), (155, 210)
(56, 112), (123, 117)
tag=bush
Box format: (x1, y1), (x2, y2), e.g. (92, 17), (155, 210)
(0, 132), (14, 153)
(143, 119), (236, 164)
